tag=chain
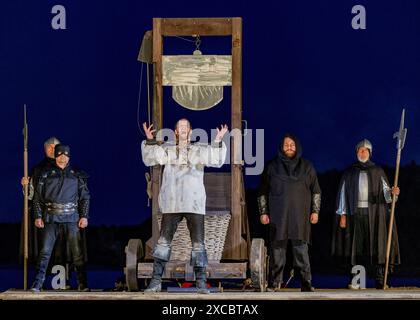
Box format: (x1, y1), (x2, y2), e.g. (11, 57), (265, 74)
(195, 35), (201, 51)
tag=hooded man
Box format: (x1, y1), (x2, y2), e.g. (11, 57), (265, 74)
(332, 139), (401, 289)
(258, 134), (321, 292)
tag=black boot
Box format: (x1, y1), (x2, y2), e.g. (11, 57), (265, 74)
(267, 282), (282, 292)
(30, 278), (44, 293)
(75, 266), (90, 292)
(375, 265), (388, 289)
(195, 267), (210, 294)
(301, 280), (315, 292)
(145, 259), (166, 293)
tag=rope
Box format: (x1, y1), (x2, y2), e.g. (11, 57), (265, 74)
(136, 61), (153, 205)
(136, 62), (146, 137)
(174, 36), (196, 43)
(146, 63), (151, 125)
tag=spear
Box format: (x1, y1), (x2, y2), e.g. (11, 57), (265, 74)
(383, 109), (407, 289)
(284, 269), (294, 288)
(22, 105), (29, 290)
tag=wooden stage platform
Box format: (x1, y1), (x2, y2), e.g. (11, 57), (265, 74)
(2, 288), (420, 300)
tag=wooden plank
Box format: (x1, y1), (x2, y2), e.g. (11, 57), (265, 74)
(153, 18), (163, 130)
(138, 262), (247, 279)
(225, 17), (245, 260)
(205, 188), (230, 197)
(204, 173), (231, 209)
(205, 186), (231, 195)
(161, 18), (233, 36)
(148, 18), (164, 257)
(5, 289), (420, 300)
(206, 197), (231, 209)
(204, 172), (231, 186)
(162, 55), (232, 86)
(241, 173), (251, 257)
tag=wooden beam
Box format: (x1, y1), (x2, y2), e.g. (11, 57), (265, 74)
(138, 262), (247, 279)
(150, 18), (164, 255)
(225, 17), (246, 260)
(161, 18), (233, 36)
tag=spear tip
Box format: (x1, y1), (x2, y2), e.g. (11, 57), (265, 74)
(400, 108), (405, 131)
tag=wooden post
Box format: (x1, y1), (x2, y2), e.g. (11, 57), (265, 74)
(146, 18), (164, 258)
(225, 17), (246, 259)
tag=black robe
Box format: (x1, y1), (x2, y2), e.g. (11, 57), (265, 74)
(258, 135), (321, 243)
(331, 160), (400, 266)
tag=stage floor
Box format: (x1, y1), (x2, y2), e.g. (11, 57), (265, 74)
(2, 288), (420, 300)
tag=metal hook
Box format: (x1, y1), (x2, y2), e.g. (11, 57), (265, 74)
(193, 35), (202, 55)
(195, 35), (201, 51)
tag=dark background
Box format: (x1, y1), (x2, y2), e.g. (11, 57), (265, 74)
(1, 0), (420, 289)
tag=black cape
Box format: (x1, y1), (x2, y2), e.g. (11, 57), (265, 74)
(258, 135), (321, 242)
(331, 160), (400, 266)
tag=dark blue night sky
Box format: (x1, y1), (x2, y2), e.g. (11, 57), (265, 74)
(1, 0), (419, 225)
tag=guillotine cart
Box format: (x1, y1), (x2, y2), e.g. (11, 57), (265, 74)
(124, 17), (267, 292)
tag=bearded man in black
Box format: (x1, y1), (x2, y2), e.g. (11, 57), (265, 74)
(258, 134), (321, 292)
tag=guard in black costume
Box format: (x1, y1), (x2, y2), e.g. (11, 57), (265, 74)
(30, 144), (90, 292)
(332, 139), (401, 289)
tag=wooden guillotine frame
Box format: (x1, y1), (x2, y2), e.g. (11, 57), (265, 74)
(125, 17), (267, 291)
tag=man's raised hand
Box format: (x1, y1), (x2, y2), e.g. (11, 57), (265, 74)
(215, 124), (229, 142)
(143, 122), (156, 140)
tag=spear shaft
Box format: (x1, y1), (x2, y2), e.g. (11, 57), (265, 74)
(23, 105), (29, 290)
(383, 109), (406, 289)
(383, 148), (401, 289)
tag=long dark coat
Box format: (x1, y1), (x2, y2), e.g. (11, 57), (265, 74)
(259, 135), (321, 243)
(331, 161), (400, 266)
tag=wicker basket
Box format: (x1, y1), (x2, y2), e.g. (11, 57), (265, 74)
(157, 212), (231, 263)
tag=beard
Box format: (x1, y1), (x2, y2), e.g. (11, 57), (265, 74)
(284, 150), (296, 158)
(357, 155), (369, 163)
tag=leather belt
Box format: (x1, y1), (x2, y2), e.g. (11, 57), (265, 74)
(46, 202), (77, 215)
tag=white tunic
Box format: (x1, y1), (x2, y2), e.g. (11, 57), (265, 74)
(141, 141), (227, 215)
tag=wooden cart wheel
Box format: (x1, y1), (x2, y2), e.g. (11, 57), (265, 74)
(125, 239), (143, 291)
(250, 238), (267, 292)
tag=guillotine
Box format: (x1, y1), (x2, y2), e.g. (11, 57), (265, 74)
(125, 17), (267, 292)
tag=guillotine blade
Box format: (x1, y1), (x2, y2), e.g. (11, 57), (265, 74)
(163, 55), (232, 110)
(172, 86), (224, 110)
